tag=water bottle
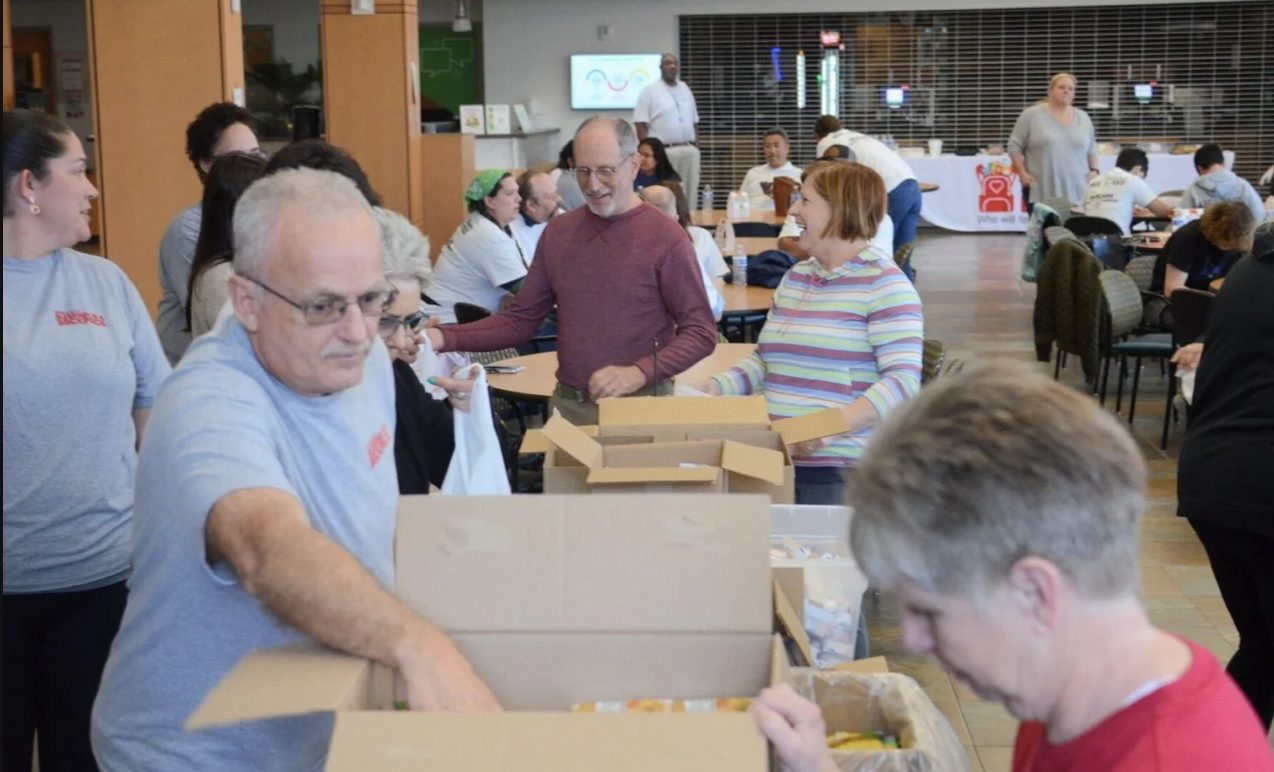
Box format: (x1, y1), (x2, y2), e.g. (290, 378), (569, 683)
(732, 243), (749, 286)
(701, 185), (714, 212)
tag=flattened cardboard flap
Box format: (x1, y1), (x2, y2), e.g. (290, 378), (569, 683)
(772, 407), (852, 445)
(599, 396), (770, 427)
(587, 466), (722, 485)
(720, 440), (786, 486)
(395, 495), (773, 634)
(772, 579), (814, 667)
(185, 644), (372, 730)
(540, 412), (604, 468)
(521, 425), (600, 455)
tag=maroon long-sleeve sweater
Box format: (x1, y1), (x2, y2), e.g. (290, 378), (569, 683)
(439, 203), (717, 390)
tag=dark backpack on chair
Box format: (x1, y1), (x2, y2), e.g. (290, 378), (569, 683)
(748, 249), (797, 289)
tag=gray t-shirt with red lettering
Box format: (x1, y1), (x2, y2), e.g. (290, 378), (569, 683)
(91, 310), (398, 772)
(3, 248), (169, 593)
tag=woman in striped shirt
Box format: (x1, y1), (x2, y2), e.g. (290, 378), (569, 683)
(707, 161), (923, 505)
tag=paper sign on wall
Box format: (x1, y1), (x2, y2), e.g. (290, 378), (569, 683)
(485, 104), (511, 135)
(459, 105), (485, 134)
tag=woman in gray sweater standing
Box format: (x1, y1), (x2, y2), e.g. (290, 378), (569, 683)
(1009, 72), (1099, 207)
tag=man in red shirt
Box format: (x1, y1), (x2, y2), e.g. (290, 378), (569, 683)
(752, 360), (1274, 772)
(426, 116), (716, 424)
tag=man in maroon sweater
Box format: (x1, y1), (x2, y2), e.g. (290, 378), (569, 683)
(426, 116), (717, 423)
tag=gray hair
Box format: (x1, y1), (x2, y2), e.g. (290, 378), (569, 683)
(232, 167), (374, 278)
(639, 185), (677, 218)
(849, 359), (1146, 603)
(372, 206), (431, 288)
(764, 127), (790, 142)
(575, 116), (639, 159)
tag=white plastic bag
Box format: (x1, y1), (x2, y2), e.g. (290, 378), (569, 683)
(410, 330), (472, 401)
(440, 365), (511, 495)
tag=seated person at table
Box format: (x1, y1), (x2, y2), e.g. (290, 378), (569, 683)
(426, 170), (528, 314)
(753, 361), (1274, 772)
(1151, 201), (1256, 296)
(633, 136), (681, 190)
(640, 184), (726, 320)
(511, 169), (562, 263)
(1081, 148), (1173, 235)
(1179, 144), (1266, 222)
(424, 117), (716, 426)
(739, 127), (802, 209)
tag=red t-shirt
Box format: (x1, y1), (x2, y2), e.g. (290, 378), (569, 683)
(1012, 638), (1274, 771)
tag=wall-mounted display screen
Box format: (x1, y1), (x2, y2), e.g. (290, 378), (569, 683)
(881, 86), (909, 109)
(570, 54), (661, 110)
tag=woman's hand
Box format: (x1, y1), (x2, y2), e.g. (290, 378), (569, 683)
(752, 685), (838, 772)
(429, 371), (478, 412)
(789, 437), (830, 457)
(1019, 170), (1036, 188)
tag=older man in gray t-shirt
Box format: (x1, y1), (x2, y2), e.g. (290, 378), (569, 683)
(91, 169), (497, 771)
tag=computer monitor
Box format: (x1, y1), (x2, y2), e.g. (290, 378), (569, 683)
(1132, 83), (1154, 104)
(881, 86), (909, 109)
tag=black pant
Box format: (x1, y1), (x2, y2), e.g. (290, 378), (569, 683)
(3, 581), (128, 772)
(1188, 519), (1274, 730)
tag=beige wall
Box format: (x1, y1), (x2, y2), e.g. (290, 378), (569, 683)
(88, 0), (243, 317)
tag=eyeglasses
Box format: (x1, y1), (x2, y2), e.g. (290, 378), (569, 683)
(241, 275), (397, 326)
(377, 310), (426, 339)
(572, 154), (633, 183)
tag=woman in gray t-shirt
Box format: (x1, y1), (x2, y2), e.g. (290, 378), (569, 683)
(1008, 72), (1099, 206)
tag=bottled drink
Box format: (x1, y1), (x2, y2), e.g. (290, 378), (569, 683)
(732, 243), (749, 286)
(701, 185), (714, 212)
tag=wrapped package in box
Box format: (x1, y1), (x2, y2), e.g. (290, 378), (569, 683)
(771, 505), (870, 667)
(787, 668), (971, 772)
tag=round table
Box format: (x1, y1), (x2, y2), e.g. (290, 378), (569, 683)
(721, 283), (774, 314)
(690, 209), (786, 228)
(485, 342), (758, 402)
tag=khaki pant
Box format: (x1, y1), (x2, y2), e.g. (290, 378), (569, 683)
(665, 144), (701, 206)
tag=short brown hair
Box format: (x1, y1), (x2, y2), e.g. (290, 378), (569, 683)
(813, 115), (842, 139)
(850, 359), (1146, 601)
(1199, 201), (1257, 252)
(800, 161), (885, 243)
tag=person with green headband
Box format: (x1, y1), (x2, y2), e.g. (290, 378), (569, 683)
(424, 169), (528, 315)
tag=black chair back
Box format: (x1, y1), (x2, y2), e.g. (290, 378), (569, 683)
(1065, 215), (1124, 237)
(1169, 288), (1213, 347)
(731, 222), (782, 238)
(454, 302), (491, 324)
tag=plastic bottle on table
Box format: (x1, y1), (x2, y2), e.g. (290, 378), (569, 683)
(701, 185), (714, 213)
(732, 242), (749, 286)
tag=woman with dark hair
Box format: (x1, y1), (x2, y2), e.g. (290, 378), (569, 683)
(426, 169), (527, 314)
(3, 109), (169, 772)
(185, 152), (266, 336)
(262, 138), (381, 206)
(554, 139), (586, 211)
(634, 136), (681, 189)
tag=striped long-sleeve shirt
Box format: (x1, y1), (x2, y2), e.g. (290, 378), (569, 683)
(712, 250), (923, 467)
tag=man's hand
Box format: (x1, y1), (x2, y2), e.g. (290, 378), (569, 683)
(751, 685), (837, 772)
(396, 625), (503, 713)
(1171, 342), (1204, 370)
(588, 365), (647, 400)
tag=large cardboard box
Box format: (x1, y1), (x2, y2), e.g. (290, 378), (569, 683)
(188, 494), (785, 771)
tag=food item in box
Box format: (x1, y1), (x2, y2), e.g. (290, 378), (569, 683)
(806, 596), (859, 667)
(826, 730), (899, 751)
(572, 697), (752, 713)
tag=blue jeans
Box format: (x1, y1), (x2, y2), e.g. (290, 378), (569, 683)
(887, 179), (923, 251)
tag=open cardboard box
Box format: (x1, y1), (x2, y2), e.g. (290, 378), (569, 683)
(523, 398), (848, 503)
(187, 494), (786, 771)
(789, 669), (969, 772)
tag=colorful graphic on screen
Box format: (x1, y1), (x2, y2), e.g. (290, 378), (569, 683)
(570, 54), (662, 110)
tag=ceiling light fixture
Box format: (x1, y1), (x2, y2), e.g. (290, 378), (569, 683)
(452, 0), (472, 33)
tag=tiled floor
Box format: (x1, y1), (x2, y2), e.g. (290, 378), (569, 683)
(866, 230), (1266, 771)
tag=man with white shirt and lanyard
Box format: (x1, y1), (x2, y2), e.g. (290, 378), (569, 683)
(634, 53), (701, 204)
(1081, 148), (1173, 235)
